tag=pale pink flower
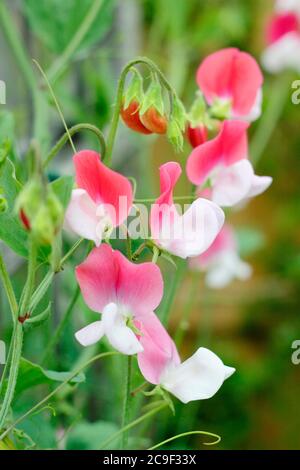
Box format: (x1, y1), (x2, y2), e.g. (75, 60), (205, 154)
(150, 162), (225, 259)
(65, 150), (133, 246)
(136, 314), (235, 403)
(75, 244), (163, 355)
(189, 225), (252, 289)
(197, 48), (263, 122)
(186, 120), (272, 207)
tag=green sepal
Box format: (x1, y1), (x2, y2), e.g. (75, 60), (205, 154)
(139, 80), (165, 116)
(123, 70), (144, 110)
(23, 302), (52, 331)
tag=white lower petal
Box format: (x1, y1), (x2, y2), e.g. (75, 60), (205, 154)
(212, 160), (254, 207)
(160, 347), (235, 403)
(102, 303), (143, 355)
(75, 321), (105, 346)
(247, 175), (272, 198)
(64, 189), (101, 245)
(261, 33), (300, 74)
(205, 251), (252, 289)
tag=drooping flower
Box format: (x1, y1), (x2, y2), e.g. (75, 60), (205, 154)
(75, 244), (163, 355)
(136, 313), (235, 403)
(65, 150), (133, 246)
(262, 7), (300, 73)
(186, 120), (272, 207)
(150, 162), (225, 259)
(189, 225), (252, 289)
(197, 48), (263, 122)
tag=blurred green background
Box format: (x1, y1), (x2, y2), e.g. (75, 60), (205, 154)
(0, 0), (299, 450)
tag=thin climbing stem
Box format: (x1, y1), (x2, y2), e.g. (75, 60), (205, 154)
(0, 252), (18, 322)
(121, 356), (133, 449)
(148, 430), (221, 450)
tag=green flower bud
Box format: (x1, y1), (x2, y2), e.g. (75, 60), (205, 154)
(188, 92), (207, 128)
(123, 70), (144, 110)
(31, 205), (56, 246)
(15, 178), (43, 224)
(167, 120), (184, 152)
(172, 96), (187, 132)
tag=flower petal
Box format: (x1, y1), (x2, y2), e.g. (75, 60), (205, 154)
(186, 120), (249, 186)
(262, 32), (300, 73)
(64, 189), (100, 245)
(75, 321), (104, 346)
(74, 150), (133, 226)
(102, 303), (143, 355)
(160, 347), (235, 403)
(197, 48), (263, 118)
(114, 250), (164, 317)
(76, 244), (118, 313)
(136, 312), (180, 385)
(247, 175), (273, 198)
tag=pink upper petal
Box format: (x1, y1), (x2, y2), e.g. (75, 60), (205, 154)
(197, 48), (263, 117)
(74, 150), (133, 226)
(136, 312), (180, 385)
(114, 250), (164, 318)
(267, 12), (299, 45)
(76, 244), (163, 318)
(76, 244), (118, 313)
(186, 120), (249, 186)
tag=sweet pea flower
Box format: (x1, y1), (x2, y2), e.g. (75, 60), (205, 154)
(186, 120), (272, 208)
(276, 0), (300, 14)
(65, 150), (133, 246)
(197, 48), (263, 122)
(262, 8), (300, 73)
(189, 225), (252, 289)
(136, 313), (235, 403)
(75, 244), (163, 355)
(150, 162), (225, 259)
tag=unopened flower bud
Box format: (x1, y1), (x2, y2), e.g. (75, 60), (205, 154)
(188, 92), (207, 128)
(186, 124), (208, 148)
(15, 179), (43, 230)
(31, 205), (56, 246)
(140, 80), (167, 134)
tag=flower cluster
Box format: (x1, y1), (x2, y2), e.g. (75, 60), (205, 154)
(62, 49), (272, 405)
(262, 0), (300, 73)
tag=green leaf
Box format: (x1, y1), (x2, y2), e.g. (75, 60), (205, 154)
(0, 158), (28, 257)
(22, 0), (115, 54)
(50, 175), (73, 209)
(66, 421), (119, 450)
(14, 358), (85, 396)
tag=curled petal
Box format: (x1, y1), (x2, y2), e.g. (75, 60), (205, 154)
(186, 120), (249, 186)
(74, 150), (133, 226)
(160, 347), (235, 404)
(75, 321), (104, 347)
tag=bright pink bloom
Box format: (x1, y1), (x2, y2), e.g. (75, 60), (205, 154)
(197, 48), (263, 121)
(75, 244), (163, 355)
(189, 225), (252, 289)
(262, 9), (300, 73)
(150, 162), (224, 259)
(65, 150), (133, 246)
(137, 315), (235, 403)
(186, 121), (272, 207)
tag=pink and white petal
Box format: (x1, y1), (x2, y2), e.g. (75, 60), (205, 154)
(186, 120), (248, 186)
(234, 88), (262, 122)
(75, 321), (105, 347)
(102, 303), (143, 355)
(136, 312), (180, 385)
(247, 175), (273, 198)
(266, 12), (299, 45)
(74, 150), (133, 226)
(114, 250), (164, 317)
(262, 32), (300, 73)
(211, 160), (254, 207)
(65, 189), (100, 245)
(160, 347), (235, 403)
(157, 162), (182, 206)
(75, 244), (118, 314)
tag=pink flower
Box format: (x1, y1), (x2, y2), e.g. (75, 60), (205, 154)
(197, 48), (263, 122)
(65, 150), (133, 246)
(262, 9), (300, 73)
(186, 120), (272, 207)
(150, 162), (225, 259)
(75, 244), (163, 355)
(189, 225), (252, 289)
(136, 314), (235, 403)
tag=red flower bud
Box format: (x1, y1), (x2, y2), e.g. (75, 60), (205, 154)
(140, 107), (168, 134)
(121, 100), (153, 135)
(20, 208), (31, 231)
(186, 124), (208, 148)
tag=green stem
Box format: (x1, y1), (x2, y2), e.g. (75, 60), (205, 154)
(46, 0), (104, 83)
(0, 253), (18, 322)
(59, 238), (85, 268)
(19, 239), (37, 316)
(105, 56), (178, 165)
(121, 356), (133, 449)
(29, 271), (54, 313)
(0, 352), (119, 441)
(148, 430), (221, 450)
(99, 402), (168, 450)
(159, 258), (186, 326)
(250, 73), (291, 166)
(43, 124), (106, 168)
(41, 285), (81, 365)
